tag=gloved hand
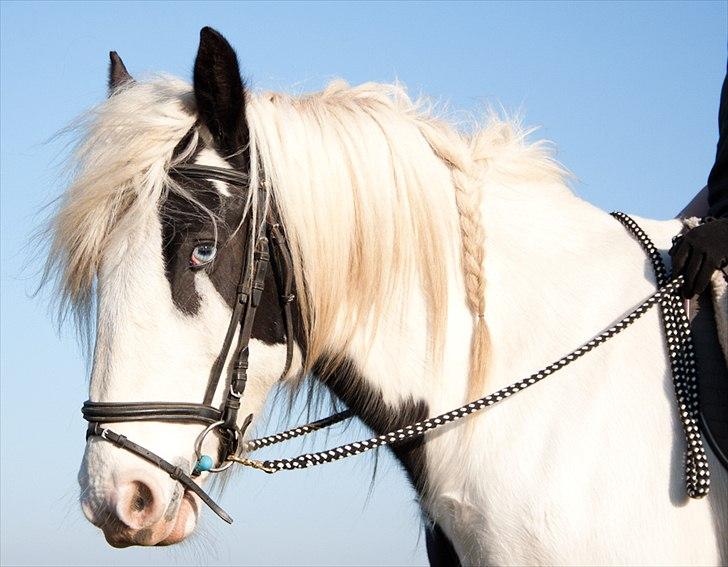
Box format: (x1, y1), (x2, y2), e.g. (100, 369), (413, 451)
(670, 218), (728, 298)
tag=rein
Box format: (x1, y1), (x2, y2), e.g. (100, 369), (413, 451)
(80, 163), (711, 523)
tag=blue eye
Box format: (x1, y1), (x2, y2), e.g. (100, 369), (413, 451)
(190, 243), (217, 267)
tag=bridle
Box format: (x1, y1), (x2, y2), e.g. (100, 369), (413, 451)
(82, 163), (296, 524)
(81, 163), (713, 525)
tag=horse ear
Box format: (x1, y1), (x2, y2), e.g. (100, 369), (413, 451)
(108, 51), (134, 94)
(193, 27), (248, 158)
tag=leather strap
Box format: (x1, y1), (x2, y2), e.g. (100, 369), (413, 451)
(83, 401), (221, 424)
(203, 259), (252, 406)
(86, 423), (233, 524)
(269, 223), (296, 378)
(80, 163), (299, 524)
(218, 234), (269, 434)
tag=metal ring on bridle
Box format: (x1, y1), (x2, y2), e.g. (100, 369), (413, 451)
(194, 420), (241, 473)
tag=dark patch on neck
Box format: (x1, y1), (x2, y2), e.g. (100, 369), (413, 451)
(314, 358), (429, 493)
(313, 358), (461, 565)
(426, 523), (461, 567)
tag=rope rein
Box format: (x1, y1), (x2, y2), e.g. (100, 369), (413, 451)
(238, 213), (710, 499)
(242, 410), (353, 452)
(611, 212), (709, 498)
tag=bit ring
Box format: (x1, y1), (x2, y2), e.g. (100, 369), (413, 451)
(194, 420), (241, 473)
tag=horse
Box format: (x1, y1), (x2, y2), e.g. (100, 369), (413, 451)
(43, 27), (727, 564)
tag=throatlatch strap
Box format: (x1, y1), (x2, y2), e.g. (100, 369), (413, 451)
(268, 223), (296, 378)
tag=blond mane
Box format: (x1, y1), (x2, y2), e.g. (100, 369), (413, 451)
(45, 76), (567, 394)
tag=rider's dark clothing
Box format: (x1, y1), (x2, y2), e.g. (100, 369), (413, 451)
(671, 67), (728, 298)
(707, 69), (728, 217)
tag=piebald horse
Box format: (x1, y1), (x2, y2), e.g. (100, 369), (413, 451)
(44, 28), (727, 564)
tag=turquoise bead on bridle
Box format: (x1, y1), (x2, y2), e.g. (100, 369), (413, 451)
(195, 454), (214, 473)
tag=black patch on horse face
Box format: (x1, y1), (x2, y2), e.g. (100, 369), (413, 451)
(161, 176), (224, 315)
(161, 186), (287, 346)
(160, 144), (286, 346)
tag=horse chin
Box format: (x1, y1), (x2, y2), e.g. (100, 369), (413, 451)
(157, 491), (199, 546)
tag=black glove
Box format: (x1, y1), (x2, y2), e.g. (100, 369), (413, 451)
(670, 218), (728, 298)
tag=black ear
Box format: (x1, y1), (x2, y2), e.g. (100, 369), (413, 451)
(108, 51), (134, 94)
(193, 27), (248, 160)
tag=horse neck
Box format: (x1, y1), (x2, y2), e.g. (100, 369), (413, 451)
(480, 179), (682, 393)
(315, 167), (718, 565)
(313, 262), (470, 491)
(316, 171), (683, 441)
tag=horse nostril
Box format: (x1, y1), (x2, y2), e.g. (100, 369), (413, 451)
(115, 479), (163, 530)
(131, 481), (151, 511)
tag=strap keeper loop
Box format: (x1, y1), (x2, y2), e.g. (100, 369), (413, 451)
(88, 422), (103, 438)
(112, 432), (128, 448)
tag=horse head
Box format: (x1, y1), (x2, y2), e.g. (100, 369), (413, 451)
(67, 28), (296, 547)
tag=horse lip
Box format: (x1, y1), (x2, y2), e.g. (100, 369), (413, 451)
(157, 490), (200, 545)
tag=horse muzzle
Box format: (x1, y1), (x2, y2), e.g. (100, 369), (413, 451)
(79, 444), (201, 546)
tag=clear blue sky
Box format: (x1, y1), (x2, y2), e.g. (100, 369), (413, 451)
(1, 2), (725, 566)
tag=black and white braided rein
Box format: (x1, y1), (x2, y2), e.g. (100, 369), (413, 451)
(611, 212), (709, 498)
(242, 410), (353, 452)
(237, 213), (710, 499)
